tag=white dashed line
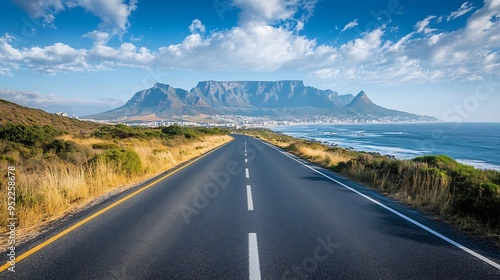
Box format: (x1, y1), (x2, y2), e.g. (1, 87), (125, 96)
(246, 185), (254, 211)
(249, 233), (261, 280)
(245, 168), (250, 179)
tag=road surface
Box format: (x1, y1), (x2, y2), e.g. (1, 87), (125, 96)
(1, 135), (500, 279)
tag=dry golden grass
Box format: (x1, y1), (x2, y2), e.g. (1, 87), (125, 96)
(295, 145), (352, 167)
(0, 135), (232, 246)
(58, 135), (108, 147)
(251, 132), (355, 169)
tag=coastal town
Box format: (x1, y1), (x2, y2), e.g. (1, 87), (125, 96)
(75, 113), (437, 128)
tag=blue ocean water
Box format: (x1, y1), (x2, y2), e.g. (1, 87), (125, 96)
(270, 123), (500, 171)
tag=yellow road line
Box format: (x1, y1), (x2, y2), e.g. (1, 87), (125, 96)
(0, 138), (234, 272)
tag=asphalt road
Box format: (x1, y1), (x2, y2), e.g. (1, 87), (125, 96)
(1, 135), (500, 279)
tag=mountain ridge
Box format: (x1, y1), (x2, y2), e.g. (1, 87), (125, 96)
(85, 81), (433, 121)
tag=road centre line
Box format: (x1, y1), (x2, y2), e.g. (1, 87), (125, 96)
(246, 185), (254, 211)
(249, 233), (262, 280)
(245, 168), (250, 179)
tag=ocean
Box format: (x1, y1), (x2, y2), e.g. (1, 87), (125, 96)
(270, 122), (500, 171)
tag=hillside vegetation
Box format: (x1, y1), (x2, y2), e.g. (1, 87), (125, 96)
(0, 99), (101, 135)
(244, 129), (500, 244)
(0, 100), (232, 244)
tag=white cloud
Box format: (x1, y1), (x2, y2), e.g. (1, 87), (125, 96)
(1, 0), (499, 87)
(341, 19), (359, 32)
(189, 19), (206, 34)
(13, 0), (137, 34)
(0, 31), (154, 74)
(232, 0), (299, 25)
(296, 21), (305, 31)
(0, 89), (124, 115)
(232, 0), (317, 28)
(157, 25), (319, 71)
(129, 34), (143, 42)
(415, 16), (437, 34)
(89, 43), (154, 67)
(72, 0), (138, 34)
(83, 31), (111, 46)
(312, 0), (500, 84)
(21, 43), (90, 74)
(0, 34), (23, 61)
(447, 2), (475, 21)
(12, 0), (65, 24)
(340, 28), (384, 61)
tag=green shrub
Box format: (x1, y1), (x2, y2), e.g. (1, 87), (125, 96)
(144, 130), (163, 138)
(161, 124), (185, 136)
(92, 125), (134, 139)
(45, 139), (78, 154)
(184, 129), (198, 139)
(481, 182), (499, 195)
(0, 123), (61, 146)
(196, 127), (230, 135)
(44, 139), (93, 164)
(91, 124), (228, 140)
(96, 148), (142, 176)
(161, 124), (199, 139)
(413, 155), (458, 170)
(92, 125), (165, 140)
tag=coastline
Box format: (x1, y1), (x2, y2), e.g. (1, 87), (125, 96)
(267, 122), (500, 172)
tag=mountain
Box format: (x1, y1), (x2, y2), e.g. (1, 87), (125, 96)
(344, 91), (414, 117)
(347, 91), (372, 108)
(85, 81), (430, 121)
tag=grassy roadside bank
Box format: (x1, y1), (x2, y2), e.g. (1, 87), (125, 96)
(243, 128), (500, 244)
(0, 122), (231, 246)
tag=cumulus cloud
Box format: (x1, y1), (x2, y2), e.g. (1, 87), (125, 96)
(447, 2), (476, 21)
(13, 0), (137, 33)
(72, 0), (138, 33)
(340, 28), (384, 61)
(21, 43), (90, 74)
(83, 30), (112, 46)
(0, 89), (124, 115)
(189, 19), (206, 34)
(157, 24), (320, 71)
(341, 19), (359, 32)
(0, 31), (154, 74)
(1, 0), (499, 86)
(312, 0), (500, 84)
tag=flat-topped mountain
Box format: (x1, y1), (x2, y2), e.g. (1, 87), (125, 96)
(85, 81), (430, 120)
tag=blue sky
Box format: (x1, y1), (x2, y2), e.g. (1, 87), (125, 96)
(0, 0), (499, 121)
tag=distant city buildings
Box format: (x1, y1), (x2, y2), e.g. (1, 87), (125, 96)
(54, 112), (68, 117)
(83, 114), (436, 128)
(53, 112), (79, 119)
